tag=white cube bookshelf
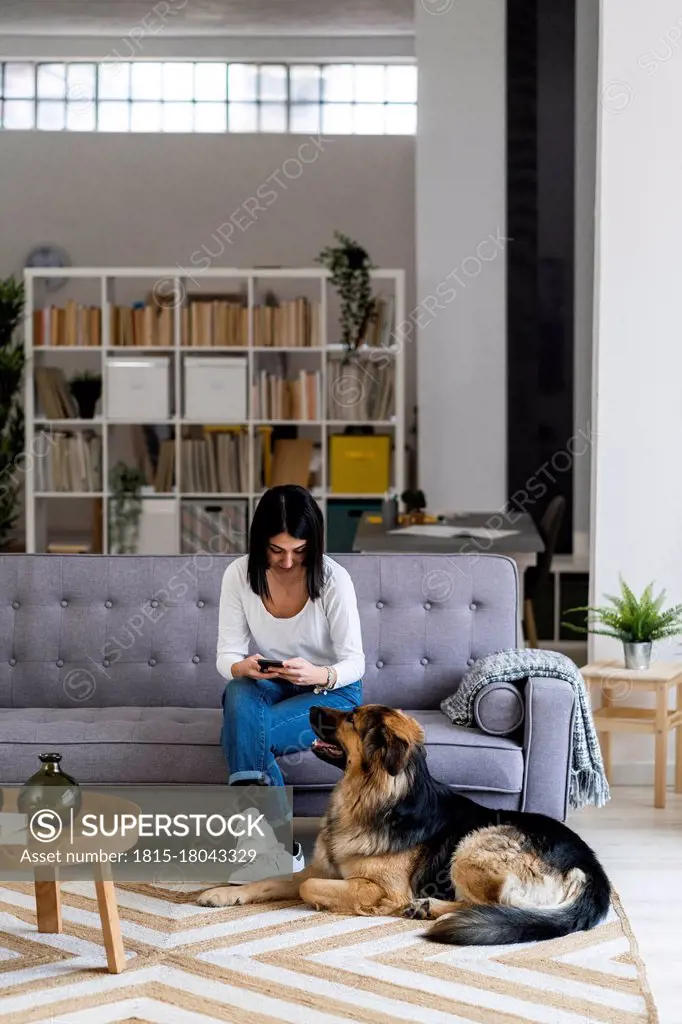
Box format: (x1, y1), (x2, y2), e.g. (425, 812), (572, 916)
(24, 266), (405, 554)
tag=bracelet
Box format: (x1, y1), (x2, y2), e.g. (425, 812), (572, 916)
(313, 667), (336, 695)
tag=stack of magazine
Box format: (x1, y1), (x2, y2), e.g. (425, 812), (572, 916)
(327, 361), (394, 421)
(252, 369), (321, 420)
(34, 431), (102, 492)
(180, 429), (248, 493)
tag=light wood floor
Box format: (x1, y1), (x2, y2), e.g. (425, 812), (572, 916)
(570, 786), (682, 1024)
(296, 786), (681, 1024)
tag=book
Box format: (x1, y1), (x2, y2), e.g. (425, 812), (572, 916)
(179, 427), (248, 493)
(270, 438), (314, 488)
(251, 370), (321, 421)
(252, 297), (320, 347)
(154, 439), (176, 492)
(35, 430), (102, 492)
(109, 303), (175, 347)
(33, 304), (101, 347)
(47, 542), (91, 554)
(254, 425), (274, 489)
(327, 360), (395, 421)
(186, 297), (248, 347)
(34, 367), (78, 419)
(131, 425), (156, 485)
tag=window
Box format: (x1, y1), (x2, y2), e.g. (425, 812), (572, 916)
(0, 62), (417, 134)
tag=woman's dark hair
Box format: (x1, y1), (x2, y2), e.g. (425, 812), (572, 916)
(247, 485), (325, 600)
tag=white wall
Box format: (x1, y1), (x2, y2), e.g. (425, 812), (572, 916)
(0, 36), (415, 62)
(0, 133), (413, 279)
(415, 0), (506, 511)
(0, 131), (414, 539)
(591, 0), (682, 779)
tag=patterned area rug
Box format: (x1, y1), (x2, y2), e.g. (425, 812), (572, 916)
(0, 881), (657, 1024)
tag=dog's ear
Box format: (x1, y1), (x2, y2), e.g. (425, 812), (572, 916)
(361, 725), (382, 771)
(363, 725), (409, 777)
(383, 732), (409, 776)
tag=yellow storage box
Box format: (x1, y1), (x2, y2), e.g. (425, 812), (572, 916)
(329, 434), (391, 494)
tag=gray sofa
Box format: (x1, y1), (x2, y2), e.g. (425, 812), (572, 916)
(0, 553), (575, 820)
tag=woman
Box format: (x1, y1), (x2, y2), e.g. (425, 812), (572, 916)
(217, 484), (364, 879)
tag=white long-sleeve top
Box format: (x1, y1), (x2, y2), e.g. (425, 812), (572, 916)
(216, 555), (365, 687)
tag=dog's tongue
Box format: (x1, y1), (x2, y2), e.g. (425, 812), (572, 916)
(312, 739), (342, 755)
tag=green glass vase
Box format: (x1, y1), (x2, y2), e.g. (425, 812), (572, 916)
(17, 753), (82, 821)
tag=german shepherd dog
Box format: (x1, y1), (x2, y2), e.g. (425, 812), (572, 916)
(199, 705), (611, 945)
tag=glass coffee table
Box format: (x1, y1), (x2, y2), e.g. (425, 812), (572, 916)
(0, 789), (140, 973)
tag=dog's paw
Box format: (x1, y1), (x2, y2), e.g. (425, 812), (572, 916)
(403, 898), (431, 920)
(197, 886), (242, 908)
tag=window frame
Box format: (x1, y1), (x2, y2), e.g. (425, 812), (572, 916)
(0, 60), (417, 135)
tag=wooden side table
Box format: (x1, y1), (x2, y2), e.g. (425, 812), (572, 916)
(0, 790), (139, 973)
(33, 862), (125, 972)
(581, 659), (682, 808)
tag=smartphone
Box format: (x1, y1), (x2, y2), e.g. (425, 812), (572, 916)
(257, 659), (285, 672)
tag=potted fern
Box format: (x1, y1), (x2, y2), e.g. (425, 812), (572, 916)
(69, 371), (102, 419)
(563, 579), (682, 669)
(109, 462), (145, 554)
(316, 231), (376, 354)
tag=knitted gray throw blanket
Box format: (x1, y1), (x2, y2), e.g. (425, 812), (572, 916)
(440, 648), (610, 810)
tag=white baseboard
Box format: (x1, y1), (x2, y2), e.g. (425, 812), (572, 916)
(608, 762), (677, 786)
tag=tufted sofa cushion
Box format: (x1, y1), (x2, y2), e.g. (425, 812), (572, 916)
(280, 711), (523, 793)
(0, 707), (216, 745)
(0, 553), (518, 712)
(0, 706), (524, 796)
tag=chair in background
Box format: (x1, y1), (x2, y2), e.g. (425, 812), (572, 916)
(524, 495), (567, 648)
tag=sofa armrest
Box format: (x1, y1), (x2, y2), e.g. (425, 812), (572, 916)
(521, 676), (576, 821)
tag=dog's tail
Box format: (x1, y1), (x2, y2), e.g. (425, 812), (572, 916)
(426, 869), (610, 946)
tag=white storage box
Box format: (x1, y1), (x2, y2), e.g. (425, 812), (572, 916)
(184, 356), (247, 422)
(107, 357), (171, 421)
(136, 499), (178, 554)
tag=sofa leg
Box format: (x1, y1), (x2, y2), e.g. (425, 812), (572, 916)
(524, 599), (539, 649)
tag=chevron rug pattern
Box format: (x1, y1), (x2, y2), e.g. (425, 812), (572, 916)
(0, 881), (657, 1024)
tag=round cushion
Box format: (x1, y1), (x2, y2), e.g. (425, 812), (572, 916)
(473, 682), (525, 736)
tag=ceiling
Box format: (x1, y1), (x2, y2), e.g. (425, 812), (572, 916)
(0, 0), (415, 37)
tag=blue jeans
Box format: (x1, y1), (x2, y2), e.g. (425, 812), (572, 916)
(220, 677), (363, 826)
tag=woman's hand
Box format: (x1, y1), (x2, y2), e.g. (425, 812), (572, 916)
(232, 654), (282, 680)
(277, 658), (327, 687)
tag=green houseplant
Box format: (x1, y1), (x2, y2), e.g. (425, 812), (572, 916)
(0, 277), (25, 550)
(109, 462), (146, 554)
(316, 231), (376, 354)
(70, 371), (102, 419)
(563, 578), (682, 669)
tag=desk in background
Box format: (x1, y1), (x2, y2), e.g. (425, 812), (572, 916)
(353, 511), (544, 639)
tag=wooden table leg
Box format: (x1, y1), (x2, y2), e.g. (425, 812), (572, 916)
(34, 868), (62, 933)
(654, 685), (669, 809)
(676, 682), (682, 794)
(599, 683), (613, 782)
(94, 867), (126, 973)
